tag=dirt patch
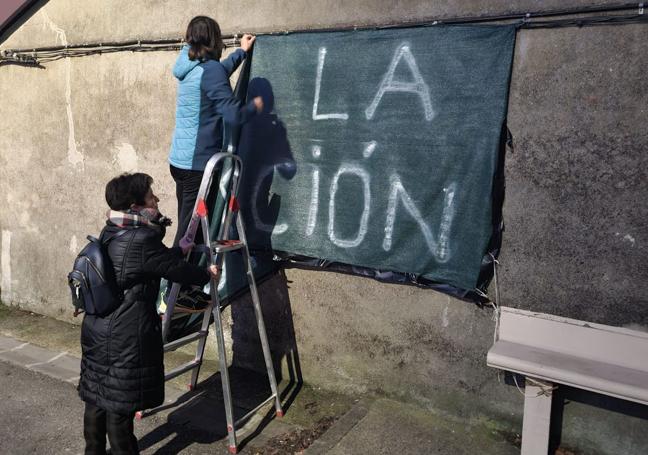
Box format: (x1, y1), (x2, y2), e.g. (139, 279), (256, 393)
(249, 415), (338, 455)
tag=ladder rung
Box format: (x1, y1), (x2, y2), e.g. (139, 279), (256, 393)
(165, 360), (201, 381)
(211, 239), (245, 253)
(233, 394), (277, 428)
(164, 330), (208, 352)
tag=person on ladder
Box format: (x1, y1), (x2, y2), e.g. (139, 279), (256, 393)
(168, 15), (263, 261)
(79, 173), (220, 454)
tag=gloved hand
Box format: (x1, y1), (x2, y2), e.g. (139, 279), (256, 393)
(179, 236), (195, 255)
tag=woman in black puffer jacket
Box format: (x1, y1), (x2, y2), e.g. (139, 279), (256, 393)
(79, 172), (217, 455)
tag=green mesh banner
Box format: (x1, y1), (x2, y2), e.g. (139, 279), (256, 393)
(239, 25), (515, 291)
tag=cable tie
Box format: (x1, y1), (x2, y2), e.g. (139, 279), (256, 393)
(640, 3), (645, 15)
(474, 288), (489, 299)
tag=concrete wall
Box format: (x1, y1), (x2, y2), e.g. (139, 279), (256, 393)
(1, 1), (647, 453)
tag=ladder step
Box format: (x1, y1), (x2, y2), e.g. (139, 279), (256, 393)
(165, 360), (201, 381)
(164, 330), (208, 352)
(233, 394), (278, 428)
(211, 239), (245, 253)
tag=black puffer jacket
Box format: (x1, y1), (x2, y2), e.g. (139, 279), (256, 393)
(78, 221), (209, 414)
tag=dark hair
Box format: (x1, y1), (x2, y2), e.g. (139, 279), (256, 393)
(105, 173), (153, 211)
(186, 16), (224, 61)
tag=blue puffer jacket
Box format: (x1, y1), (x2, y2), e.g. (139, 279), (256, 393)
(169, 46), (257, 171)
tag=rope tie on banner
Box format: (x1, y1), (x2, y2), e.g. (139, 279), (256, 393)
(512, 373), (526, 396)
(512, 373), (559, 397)
(488, 253), (501, 344)
(490, 302), (500, 344)
(490, 253), (501, 309)
(485, 253), (558, 399)
(527, 377), (559, 396)
(488, 253), (503, 385)
(474, 288), (489, 299)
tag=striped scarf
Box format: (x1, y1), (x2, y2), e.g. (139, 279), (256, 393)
(107, 207), (172, 232)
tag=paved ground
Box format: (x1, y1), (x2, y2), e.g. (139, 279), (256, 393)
(0, 354), (346, 454)
(0, 358), (300, 454)
(0, 305), (522, 454)
(0, 359), (86, 454)
(307, 399), (519, 455)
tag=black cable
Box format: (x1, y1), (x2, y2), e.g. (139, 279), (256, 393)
(520, 13), (647, 28)
(257, 2), (647, 33)
(1, 2), (646, 65)
(2, 38), (237, 57)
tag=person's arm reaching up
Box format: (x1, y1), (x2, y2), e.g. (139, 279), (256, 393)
(201, 62), (263, 126)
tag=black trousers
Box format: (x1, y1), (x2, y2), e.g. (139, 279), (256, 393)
(170, 164), (218, 264)
(170, 164), (205, 249)
(83, 402), (139, 455)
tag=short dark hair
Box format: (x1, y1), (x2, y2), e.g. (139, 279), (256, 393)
(186, 16), (224, 61)
(105, 173), (154, 211)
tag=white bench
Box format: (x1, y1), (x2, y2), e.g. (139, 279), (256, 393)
(487, 306), (648, 455)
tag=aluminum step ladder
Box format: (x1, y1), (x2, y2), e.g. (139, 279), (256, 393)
(137, 152), (283, 454)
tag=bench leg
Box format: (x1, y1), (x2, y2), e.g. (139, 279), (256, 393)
(521, 377), (553, 455)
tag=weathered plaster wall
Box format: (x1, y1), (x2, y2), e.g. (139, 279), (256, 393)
(1, 1), (647, 453)
(504, 25), (648, 326)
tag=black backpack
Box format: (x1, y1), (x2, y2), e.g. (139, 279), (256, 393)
(67, 230), (128, 317)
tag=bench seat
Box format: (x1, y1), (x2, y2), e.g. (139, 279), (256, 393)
(488, 340), (648, 405)
(487, 306), (648, 455)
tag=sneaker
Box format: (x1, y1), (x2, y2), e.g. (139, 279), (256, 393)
(174, 286), (212, 313)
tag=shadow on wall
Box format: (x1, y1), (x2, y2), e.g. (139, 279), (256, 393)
(230, 269), (303, 396)
(0, 0), (49, 45)
(231, 75), (301, 389)
(237, 76), (296, 250)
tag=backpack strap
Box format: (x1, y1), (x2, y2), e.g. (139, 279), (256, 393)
(102, 229), (130, 245)
(99, 229), (130, 301)
(87, 228), (131, 244)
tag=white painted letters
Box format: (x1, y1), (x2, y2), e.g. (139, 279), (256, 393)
(258, 43), (455, 263)
(362, 141), (377, 159)
(312, 47), (349, 121)
(365, 43), (434, 121)
(383, 176), (455, 262)
(306, 145), (322, 236)
(328, 165), (371, 248)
